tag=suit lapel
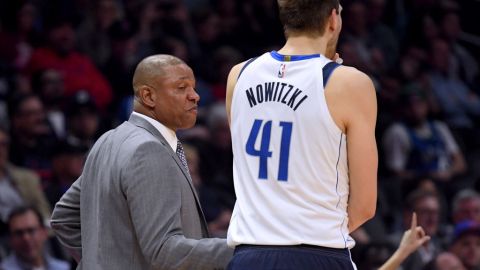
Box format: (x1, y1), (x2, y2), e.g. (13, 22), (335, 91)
(128, 114), (210, 236)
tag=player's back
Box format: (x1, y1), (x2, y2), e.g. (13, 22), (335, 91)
(227, 51), (354, 249)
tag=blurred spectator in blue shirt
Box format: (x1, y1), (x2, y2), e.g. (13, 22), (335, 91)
(383, 84), (466, 182)
(1, 206), (69, 270)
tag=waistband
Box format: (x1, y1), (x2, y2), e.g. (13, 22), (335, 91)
(235, 244), (350, 260)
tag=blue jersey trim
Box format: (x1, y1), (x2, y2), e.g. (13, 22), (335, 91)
(270, 51), (321, 62)
(335, 134), (347, 248)
(323, 61), (341, 87)
(335, 133), (343, 209)
(238, 57), (258, 80)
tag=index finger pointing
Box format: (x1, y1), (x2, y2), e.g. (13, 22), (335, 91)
(411, 212), (417, 231)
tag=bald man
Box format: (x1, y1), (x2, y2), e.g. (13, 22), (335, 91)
(51, 55), (233, 270)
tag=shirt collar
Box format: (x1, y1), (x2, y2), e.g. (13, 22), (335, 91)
(131, 112), (177, 151)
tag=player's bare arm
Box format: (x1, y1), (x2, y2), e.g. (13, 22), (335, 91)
(325, 66), (378, 232)
(226, 62), (246, 125)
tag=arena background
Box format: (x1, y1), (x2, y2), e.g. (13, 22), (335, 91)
(0, 0), (479, 269)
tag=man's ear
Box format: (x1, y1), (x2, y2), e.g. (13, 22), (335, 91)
(138, 85), (156, 108)
(328, 8), (339, 33)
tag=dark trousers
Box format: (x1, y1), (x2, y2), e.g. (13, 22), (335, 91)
(227, 245), (356, 270)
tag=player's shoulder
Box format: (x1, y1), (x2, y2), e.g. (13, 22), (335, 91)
(327, 65), (376, 99)
(332, 66), (374, 89)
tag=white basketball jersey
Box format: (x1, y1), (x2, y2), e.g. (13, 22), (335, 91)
(227, 51), (354, 249)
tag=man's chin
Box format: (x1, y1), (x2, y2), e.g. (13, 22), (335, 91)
(178, 120), (197, 130)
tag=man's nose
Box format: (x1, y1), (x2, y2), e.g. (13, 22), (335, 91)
(189, 88), (200, 103)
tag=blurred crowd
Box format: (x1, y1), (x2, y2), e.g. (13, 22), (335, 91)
(0, 0), (479, 269)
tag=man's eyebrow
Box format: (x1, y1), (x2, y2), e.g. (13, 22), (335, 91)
(172, 76), (192, 81)
(172, 78), (196, 85)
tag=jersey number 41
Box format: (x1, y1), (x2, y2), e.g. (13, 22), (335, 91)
(246, 119), (293, 181)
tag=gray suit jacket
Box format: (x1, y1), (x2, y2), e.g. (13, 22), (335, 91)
(51, 114), (233, 270)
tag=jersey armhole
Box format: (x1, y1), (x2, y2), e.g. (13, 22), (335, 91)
(323, 61), (341, 87)
(320, 60), (345, 135)
(237, 57), (259, 80)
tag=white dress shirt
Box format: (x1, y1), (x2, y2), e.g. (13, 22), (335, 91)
(131, 112), (177, 151)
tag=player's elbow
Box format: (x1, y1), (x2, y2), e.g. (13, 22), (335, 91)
(355, 199), (376, 223)
(356, 207), (375, 230)
(362, 203), (376, 221)
(348, 202), (376, 232)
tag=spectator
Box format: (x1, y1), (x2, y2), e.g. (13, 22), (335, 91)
(383, 85), (466, 184)
(0, 127), (51, 230)
(450, 221), (480, 270)
(24, 16), (112, 109)
(65, 91), (101, 150)
(452, 189), (480, 224)
(375, 74), (402, 138)
(192, 9), (222, 57)
(398, 47), (429, 82)
(422, 252), (466, 270)
(366, 0), (399, 70)
(103, 20), (138, 106)
(0, 206), (69, 270)
(380, 212), (431, 270)
(342, 1), (387, 76)
(358, 212), (431, 270)
(427, 38), (480, 134)
(31, 69), (66, 139)
(76, 0), (122, 68)
(404, 14), (440, 50)
(440, 11), (479, 86)
(44, 140), (87, 208)
(190, 9), (223, 82)
(127, 0), (159, 59)
(215, 0), (241, 44)
(153, 0), (198, 56)
(389, 190), (443, 270)
(0, 1), (41, 70)
(8, 93), (57, 180)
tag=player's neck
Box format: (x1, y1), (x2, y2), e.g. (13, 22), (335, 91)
(277, 35), (329, 56)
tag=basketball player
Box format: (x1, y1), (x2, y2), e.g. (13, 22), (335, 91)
(225, 0), (378, 269)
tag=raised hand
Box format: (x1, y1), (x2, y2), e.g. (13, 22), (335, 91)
(379, 212), (431, 270)
(397, 212), (431, 258)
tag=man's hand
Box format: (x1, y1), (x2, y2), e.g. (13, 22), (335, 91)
(379, 212), (431, 270)
(332, 53), (343, 64)
(396, 212), (431, 260)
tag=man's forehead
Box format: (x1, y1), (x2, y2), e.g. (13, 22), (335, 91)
(164, 63), (192, 72)
(11, 212), (40, 226)
(163, 64), (195, 80)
